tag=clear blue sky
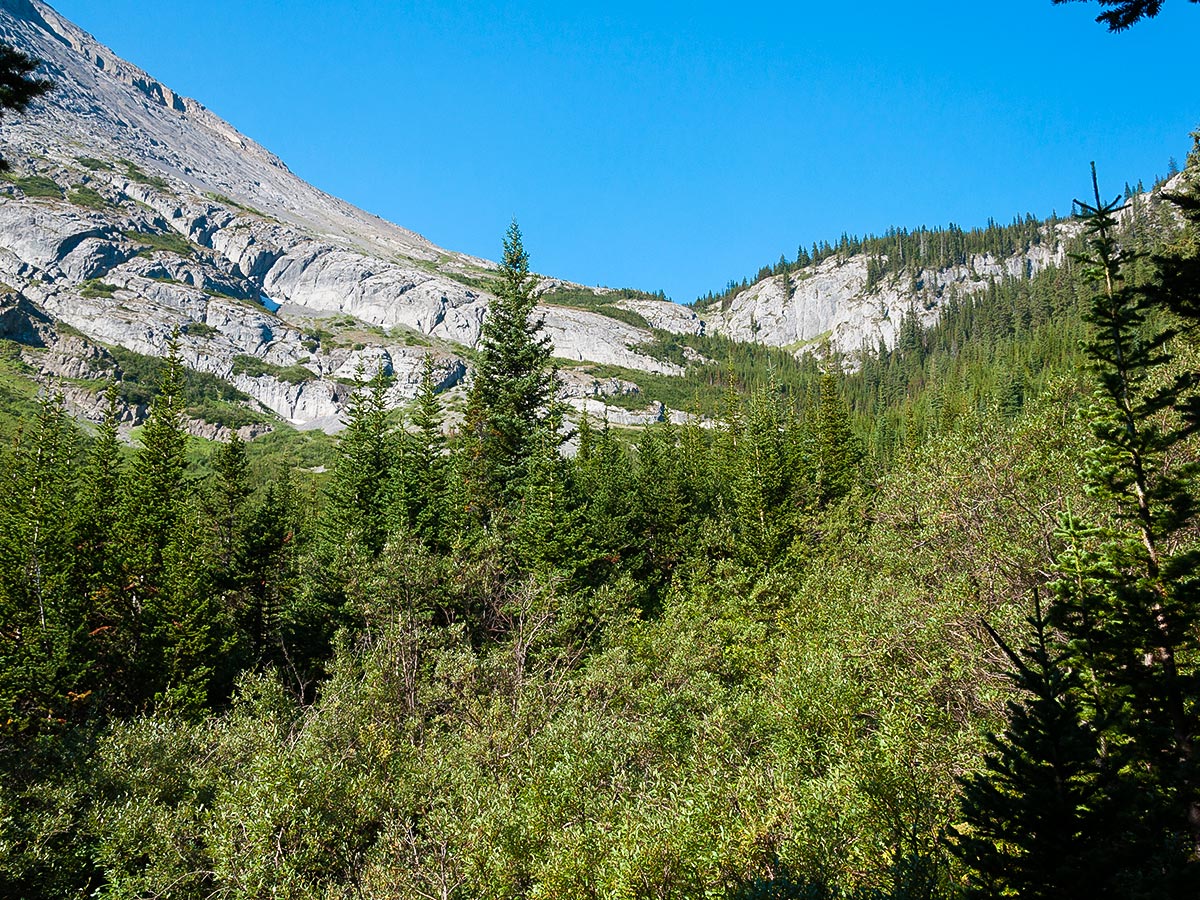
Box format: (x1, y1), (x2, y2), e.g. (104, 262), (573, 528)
(51, 0), (1200, 302)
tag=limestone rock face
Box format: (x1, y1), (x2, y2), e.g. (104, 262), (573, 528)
(619, 297), (705, 335)
(0, 0), (699, 428)
(540, 306), (684, 375)
(703, 240), (1070, 357)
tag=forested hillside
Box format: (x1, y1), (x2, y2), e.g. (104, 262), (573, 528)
(2, 134), (1198, 898)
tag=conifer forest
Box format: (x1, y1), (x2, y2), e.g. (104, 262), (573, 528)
(3, 3), (1200, 899)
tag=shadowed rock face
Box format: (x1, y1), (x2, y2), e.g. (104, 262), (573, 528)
(0, 0), (698, 428)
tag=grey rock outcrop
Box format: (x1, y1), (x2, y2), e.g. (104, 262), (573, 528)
(703, 239), (1070, 357)
(0, 0), (701, 430)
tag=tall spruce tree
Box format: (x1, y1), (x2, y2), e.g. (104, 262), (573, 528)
(951, 596), (1105, 899)
(463, 220), (556, 521)
(727, 383), (802, 565)
(120, 339), (187, 578)
(208, 433), (295, 675)
(0, 396), (86, 733)
(75, 385), (125, 711)
(398, 354), (448, 546)
(321, 367), (398, 561)
(1052, 166), (1200, 879)
(815, 372), (863, 508)
(112, 339), (190, 711)
(306, 366), (400, 652)
(956, 165), (1200, 896)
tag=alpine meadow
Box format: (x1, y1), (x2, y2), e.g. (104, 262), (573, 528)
(1, 0), (1200, 898)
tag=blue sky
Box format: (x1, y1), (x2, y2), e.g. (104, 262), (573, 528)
(52, 0), (1200, 302)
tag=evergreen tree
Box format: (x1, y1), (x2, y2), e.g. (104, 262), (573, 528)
(1052, 166), (1200, 875)
(75, 384), (122, 572)
(574, 414), (638, 585)
(463, 220), (556, 521)
(0, 396), (87, 732)
(727, 384), (803, 565)
(815, 372), (863, 508)
(777, 254), (793, 301)
(1051, 0), (1199, 32)
(120, 339), (187, 578)
(321, 366), (398, 561)
(512, 420), (585, 579)
(957, 165), (1200, 896)
(0, 43), (52, 172)
(111, 340), (190, 711)
(630, 423), (695, 605)
(951, 596), (1106, 899)
(305, 365), (400, 655)
(207, 433), (296, 677)
(74, 385), (125, 711)
(399, 354), (448, 546)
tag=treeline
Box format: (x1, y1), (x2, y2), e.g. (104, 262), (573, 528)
(694, 176), (1181, 312)
(619, 256), (1092, 463)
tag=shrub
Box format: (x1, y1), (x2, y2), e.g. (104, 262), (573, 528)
(78, 280), (119, 299)
(2, 173), (63, 198)
(67, 184), (110, 210)
(119, 159), (169, 190)
(231, 354), (317, 384)
(182, 321), (219, 338)
(123, 229), (193, 257)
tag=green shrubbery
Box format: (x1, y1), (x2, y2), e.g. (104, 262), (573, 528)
(123, 229), (194, 257)
(78, 279), (119, 298)
(2, 172), (63, 198)
(231, 354), (317, 384)
(65, 184), (109, 209)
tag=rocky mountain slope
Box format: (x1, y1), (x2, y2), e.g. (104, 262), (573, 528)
(0, 0), (696, 431)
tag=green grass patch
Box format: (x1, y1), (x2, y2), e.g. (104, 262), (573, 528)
(79, 280), (120, 299)
(76, 157), (113, 171)
(203, 191), (269, 218)
(0, 343), (45, 441)
(410, 254), (496, 292)
(2, 173), (63, 198)
(183, 321), (219, 338)
(67, 184), (111, 210)
(202, 286), (246, 301)
(245, 424), (339, 473)
(231, 354), (317, 384)
(394, 327), (432, 347)
(119, 159), (170, 190)
(539, 287), (655, 330)
(124, 229), (194, 257)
